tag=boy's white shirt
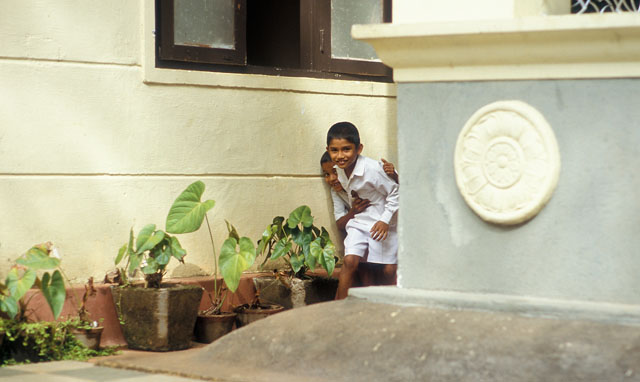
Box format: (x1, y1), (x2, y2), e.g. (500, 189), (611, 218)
(335, 155), (399, 231)
(331, 188), (350, 221)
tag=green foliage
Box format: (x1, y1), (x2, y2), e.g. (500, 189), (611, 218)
(166, 180), (216, 234)
(219, 232), (256, 293)
(115, 225), (186, 288)
(0, 319), (118, 365)
(0, 243), (68, 320)
(167, 181), (256, 311)
(258, 205), (336, 277)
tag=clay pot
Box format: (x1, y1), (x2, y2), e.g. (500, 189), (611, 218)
(193, 313), (236, 343)
(111, 284), (203, 351)
(71, 327), (103, 350)
(234, 304), (284, 328)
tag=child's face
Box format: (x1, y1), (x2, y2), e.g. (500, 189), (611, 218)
(321, 161), (344, 192)
(326, 138), (362, 172)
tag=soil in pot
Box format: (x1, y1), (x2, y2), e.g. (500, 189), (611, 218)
(233, 304), (284, 328)
(193, 313), (236, 343)
(71, 327), (103, 350)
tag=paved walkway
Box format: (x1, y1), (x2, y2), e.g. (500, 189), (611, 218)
(0, 345), (208, 382)
(2, 298), (640, 381)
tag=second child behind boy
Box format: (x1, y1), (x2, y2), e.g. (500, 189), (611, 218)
(326, 121), (399, 300)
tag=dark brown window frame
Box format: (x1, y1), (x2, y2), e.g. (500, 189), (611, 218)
(156, 0), (392, 83)
(158, 0), (247, 66)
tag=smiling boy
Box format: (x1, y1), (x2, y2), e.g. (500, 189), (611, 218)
(326, 121), (399, 299)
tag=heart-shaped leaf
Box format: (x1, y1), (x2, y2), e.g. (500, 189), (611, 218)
(311, 237), (336, 276)
(135, 225), (165, 255)
(0, 296), (18, 319)
(169, 236), (186, 262)
(6, 267), (37, 300)
(40, 270), (66, 319)
(271, 238), (292, 260)
(16, 246), (60, 270)
(220, 237), (256, 292)
(288, 205), (313, 229)
(166, 181), (215, 234)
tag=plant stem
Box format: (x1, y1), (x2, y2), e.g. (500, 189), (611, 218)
(204, 214), (218, 298)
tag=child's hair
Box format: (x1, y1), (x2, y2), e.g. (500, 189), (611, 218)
(327, 121), (360, 147)
(320, 151), (332, 165)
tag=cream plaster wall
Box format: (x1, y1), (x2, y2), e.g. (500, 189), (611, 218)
(0, 0), (397, 282)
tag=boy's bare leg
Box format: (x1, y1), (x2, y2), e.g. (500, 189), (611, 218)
(357, 262), (375, 287)
(335, 255), (361, 300)
(380, 264), (397, 286)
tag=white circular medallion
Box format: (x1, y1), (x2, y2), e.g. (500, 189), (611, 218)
(454, 101), (560, 225)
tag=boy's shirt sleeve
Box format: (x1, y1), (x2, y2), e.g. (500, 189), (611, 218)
(331, 188), (349, 221)
(376, 164), (399, 224)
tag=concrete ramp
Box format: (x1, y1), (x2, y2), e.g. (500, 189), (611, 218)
(99, 298), (640, 381)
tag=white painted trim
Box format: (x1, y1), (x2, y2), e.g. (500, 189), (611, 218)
(141, 0), (395, 97)
(352, 13), (640, 82)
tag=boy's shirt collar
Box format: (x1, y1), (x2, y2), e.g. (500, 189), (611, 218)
(345, 154), (364, 180)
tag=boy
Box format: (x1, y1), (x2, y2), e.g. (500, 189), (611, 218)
(320, 152), (398, 287)
(326, 122), (399, 299)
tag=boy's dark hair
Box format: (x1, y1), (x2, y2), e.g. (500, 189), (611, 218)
(320, 151), (332, 165)
(327, 121), (360, 147)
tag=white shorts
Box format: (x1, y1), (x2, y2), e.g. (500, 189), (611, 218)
(343, 226), (398, 264)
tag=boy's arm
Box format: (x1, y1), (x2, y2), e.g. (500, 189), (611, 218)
(370, 163), (399, 241)
(336, 197), (370, 231)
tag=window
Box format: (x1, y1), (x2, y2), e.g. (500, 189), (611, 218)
(156, 0), (392, 82)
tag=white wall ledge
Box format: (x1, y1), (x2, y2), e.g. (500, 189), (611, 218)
(352, 13), (640, 82)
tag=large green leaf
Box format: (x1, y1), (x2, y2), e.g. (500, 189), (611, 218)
(0, 296), (18, 319)
(288, 205), (313, 229)
(169, 236), (186, 261)
(271, 238), (292, 260)
(166, 181), (215, 234)
(16, 246), (60, 270)
(6, 267), (37, 300)
(142, 257), (159, 274)
(135, 225), (165, 255)
(220, 237), (256, 293)
(153, 241), (172, 266)
(40, 270), (66, 319)
(311, 237), (336, 276)
(290, 253), (304, 274)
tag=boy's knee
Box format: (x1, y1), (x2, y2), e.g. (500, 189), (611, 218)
(343, 255), (360, 270)
(382, 264), (397, 278)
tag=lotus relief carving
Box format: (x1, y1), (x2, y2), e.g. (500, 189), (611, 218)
(454, 101), (560, 225)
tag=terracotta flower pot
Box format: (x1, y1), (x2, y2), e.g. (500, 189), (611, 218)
(234, 304), (284, 328)
(193, 312), (236, 343)
(71, 327), (103, 350)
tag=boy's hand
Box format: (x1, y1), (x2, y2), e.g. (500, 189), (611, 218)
(349, 191), (370, 214)
(370, 221), (389, 241)
(381, 158), (395, 176)
(381, 158), (399, 183)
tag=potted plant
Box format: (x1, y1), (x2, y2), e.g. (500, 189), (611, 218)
(67, 277), (103, 350)
(164, 181), (259, 342)
(112, 184), (205, 352)
(251, 205), (337, 310)
(0, 243), (117, 364)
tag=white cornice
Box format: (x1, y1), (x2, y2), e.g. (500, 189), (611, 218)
(352, 13), (640, 82)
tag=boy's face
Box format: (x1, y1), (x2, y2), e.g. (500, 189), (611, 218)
(326, 138), (363, 172)
(321, 161), (344, 192)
